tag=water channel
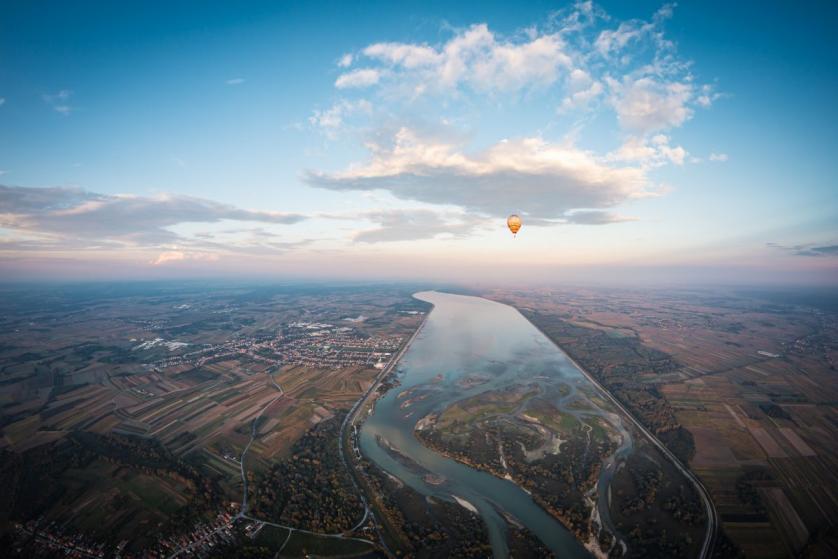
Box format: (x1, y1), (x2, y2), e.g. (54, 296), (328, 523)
(359, 292), (633, 558)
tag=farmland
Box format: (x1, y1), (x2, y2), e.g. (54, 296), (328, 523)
(485, 285), (838, 558)
(0, 282), (427, 557)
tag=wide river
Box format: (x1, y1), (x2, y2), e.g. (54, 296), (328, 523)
(359, 292), (632, 558)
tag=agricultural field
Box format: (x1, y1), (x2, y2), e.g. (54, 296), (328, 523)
(0, 282), (427, 556)
(485, 286), (838, 558)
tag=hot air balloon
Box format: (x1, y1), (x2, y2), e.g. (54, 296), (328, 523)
(507, 214), (522, 237)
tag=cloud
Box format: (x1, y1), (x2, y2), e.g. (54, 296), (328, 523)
(559, 69), (603, 112)
(306, 3), (715, 232)
(608, 134), (687, 166)
(363, 42), (440, 68)
(226, 78), (245, 85)
(804, 245), (838, 257)
(607, 76), (694, 133)
(563, 210), (636, 225)
(151, 251), (220, 266)
(696, 84), (721, 108)
(594, 3), (674, 59)
(43, 89), (74, 115)
(335, 68), (382, 89)
(709, 152), (728, 162)
(306, 128), (653, 220)
(309, 99), (372, 137)
(0, 185), (98, 213)
(0, 184), (307, 249)
(337, 53), (354, 68)
(322, 3), (711, 141)
(768, 242), (838, 257)
(342, 23), (572, 96)
(0, 98), (5, 107)
(353, 209), (484, 242)
(590, 4), (714, 135)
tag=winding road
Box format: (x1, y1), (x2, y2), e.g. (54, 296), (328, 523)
(167, 366), (378, 559)
(338, 313), (431, 556)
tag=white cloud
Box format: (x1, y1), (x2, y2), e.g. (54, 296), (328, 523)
(609, 136), (656, 162)
(0, 98), (5, 107)
(658, 144), (686, 165)
(43, 89), (74, 115)
(309, 99), (372, 138)
(226, 78), (245, 85)
(594, 4), (673, 59)
(349, 23), (572, 95)
(363, 42), (440, 68)
(608, 134), (687, 167)
(309, 2), (715, 231)
(307, 128), (654, 220)
(0, 185), (307, 248)
(338, 53), (354, 68)
(328, 3), (712, 129)
(335, 68), (382, 89)
(563, 210), (636, 225)
(696, 84), (721, 107)
(595, 22), (645, 57)
(587, 4), (716, 135)
(353, 209), (484, 242)
(709, 152), (728, 162)
(607, 76), (693, 133)
(560, 68), (603, 112)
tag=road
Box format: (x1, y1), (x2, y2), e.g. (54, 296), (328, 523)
(338, 311), (431, 557)
(541, 332), (719, 559)
(168, 366), (378, 559)
(238, 369), (285, 516)
(165, 518), (235, 559)
(167, 310), (431, 558)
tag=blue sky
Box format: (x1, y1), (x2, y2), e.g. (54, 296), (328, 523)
(1, 1), (836, 284)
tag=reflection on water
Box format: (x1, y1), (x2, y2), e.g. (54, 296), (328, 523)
(360, 291), (631, 558)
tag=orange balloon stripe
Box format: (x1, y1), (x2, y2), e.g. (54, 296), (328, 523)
(507, 214), (522, 234)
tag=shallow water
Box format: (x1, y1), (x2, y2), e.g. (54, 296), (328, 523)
(359, 291), (631, 558)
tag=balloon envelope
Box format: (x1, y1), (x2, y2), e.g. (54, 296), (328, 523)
(507, 214), (522, 235)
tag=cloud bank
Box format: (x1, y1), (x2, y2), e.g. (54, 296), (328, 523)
(307, 128), (653, 219)
(0, 185), (307, 250)
(353, 209), (485, 243)
(768, 242), (838, 257)
(332, 2), (714, 125)
(311, 2), (717, 226)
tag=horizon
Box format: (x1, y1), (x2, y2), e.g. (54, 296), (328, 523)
(1, 0), (837, 285)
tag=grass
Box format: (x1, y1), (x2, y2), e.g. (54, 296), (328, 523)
(281, 532), (374, 557)
(253, 524), (291, 550)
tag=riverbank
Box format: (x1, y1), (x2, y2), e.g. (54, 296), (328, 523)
(338, 299), (433, 553)
(344, 298), (433, 432)
(358, 291), (597, 559)
(414, 415), (603, 544)
(521, 311), (718, 559)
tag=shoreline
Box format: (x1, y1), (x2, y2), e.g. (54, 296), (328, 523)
(413, 425), (598, 544)
(520, 311), (719, 559)
(338, 295), (434, 552)
(364, 291), (598, 557)
(344, 295), (433, 432)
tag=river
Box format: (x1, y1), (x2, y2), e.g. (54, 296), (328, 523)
(359, 291), (632, 558)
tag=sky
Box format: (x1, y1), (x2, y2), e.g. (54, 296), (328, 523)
(1, 0), (836, 286)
